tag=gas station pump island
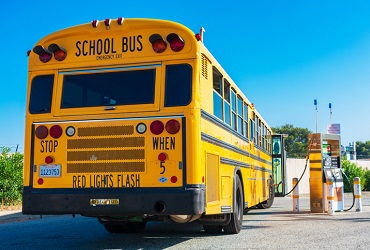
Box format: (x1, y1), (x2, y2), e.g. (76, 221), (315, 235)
(308, 133), (344, 213)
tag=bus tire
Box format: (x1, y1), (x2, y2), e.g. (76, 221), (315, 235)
(203, 225), (223, 234)
(257, 177), (275, 209)
(223, 175), (243, 234)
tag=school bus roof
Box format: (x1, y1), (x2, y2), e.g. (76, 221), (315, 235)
(28, 18), (199, 71)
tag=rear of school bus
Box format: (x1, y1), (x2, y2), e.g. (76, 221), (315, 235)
(22, 18), (205, 231)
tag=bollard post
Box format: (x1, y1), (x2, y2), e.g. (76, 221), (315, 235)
(326, 177), (334, 215)
(293, 178), (299, 212)
(354, 177), (362, 212)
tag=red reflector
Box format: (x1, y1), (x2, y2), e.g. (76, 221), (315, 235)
(158, 153), (167, 161)
(149, 34), (167, 53)
(150, 120), (164, 135)
(166, 33), (185, 52)
(50, 125), (63, 139)
(171, 176), (178, 183)
(35, 126), (48, 139)
(166, 120), (180, 134)
(45, 156), (54, 164)
(38, 178), (44, 185)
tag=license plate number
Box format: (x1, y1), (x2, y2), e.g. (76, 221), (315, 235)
(40, 164), (61, 177)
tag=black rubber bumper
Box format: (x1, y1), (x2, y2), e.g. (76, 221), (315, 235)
(22, 185), (205, 216)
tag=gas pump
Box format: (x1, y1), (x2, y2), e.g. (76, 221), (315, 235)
(308, 133), (344, 213)
(272, 134), (287, 197)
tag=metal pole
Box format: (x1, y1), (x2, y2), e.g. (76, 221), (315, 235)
(354, 177), (362, 212)
(314, 99), (318, 133)
(293, 178), (299, 212)
(327, 177), (334, 215)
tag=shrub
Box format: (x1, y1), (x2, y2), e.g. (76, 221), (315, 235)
(341, 159), (365, 192)
(0, 147), (23, 205)
(363, 169), (370, 191)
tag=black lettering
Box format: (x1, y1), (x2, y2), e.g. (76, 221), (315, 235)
(153, 137), (159, 150)
(73, 176), (77, 188)
(75, 41), (81, 56)
(137, 35), (143, 51)
(171, 137), (175, 150)
(109, 174), (114, 187)
(40, 140), (45, 153)
(122, 37), (128, 52)
(129, 36), (135, 52)
(136, 174), (140, 187)
(104, 38), (110, 54)
(111, 38), (117, 53)
(125, 174), (130, 187)
(82, 40), (88, 56)
(160, 137), (165, 150)
(54, 140), (58, 152)
(97, 39), (103, 55)
(73, 175), (86, 188)
(117, 174), (122, 187)
(90, 40), (96, 55)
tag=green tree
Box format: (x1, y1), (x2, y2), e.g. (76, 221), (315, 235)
(272, 124), (312, 158)
(355, 141), (370, 159)
(0, 147), (23, 205)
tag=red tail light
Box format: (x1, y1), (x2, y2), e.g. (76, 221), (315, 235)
(35, 125), (48, 139)
(48, 44), (67, 61)
(33, 45), (52, 63)
(38, 178), (44, 185)
(158, 153), (167, 161)
(150, 120), (164, 135)
(45, 156), (54, 164)
(171, 176), (178, 183)
(149, 34), (167, 53)
(50, 125), (63, 139)
(166, 120), (180, 134)
(166, 33), (185, 52)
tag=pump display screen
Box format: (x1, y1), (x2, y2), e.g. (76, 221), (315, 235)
(323, 144), (331, 156)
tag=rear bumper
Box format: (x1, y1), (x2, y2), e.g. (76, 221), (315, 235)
(22, 185), (205, 216)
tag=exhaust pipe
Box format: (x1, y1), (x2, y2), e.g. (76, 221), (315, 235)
(154, 201), (166, 213)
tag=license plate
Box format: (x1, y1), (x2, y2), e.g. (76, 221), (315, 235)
(90, 199), (119, 206)
(39, 164), (61, 177)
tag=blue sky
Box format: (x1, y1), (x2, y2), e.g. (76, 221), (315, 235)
(1, 0), (370, 152)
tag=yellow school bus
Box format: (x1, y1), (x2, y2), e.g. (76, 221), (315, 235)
(23, 18), (274, 234)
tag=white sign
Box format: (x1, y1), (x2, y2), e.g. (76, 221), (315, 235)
(327, 124), (340, 134)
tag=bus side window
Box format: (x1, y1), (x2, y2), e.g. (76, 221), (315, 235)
(243, 102), (248, 138)
(212, 67), (223, 120)
(231, 90), (237, 131)
(223, 80), (231, 126)
(29, 75), (54, 114)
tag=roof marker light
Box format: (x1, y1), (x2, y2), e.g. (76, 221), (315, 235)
(33, 45), (52, 63)
(117, 17), (124, 25)
(92, 20), (99, 28)
(48, 44), (67, 61)
(104, 18), (111, 28)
